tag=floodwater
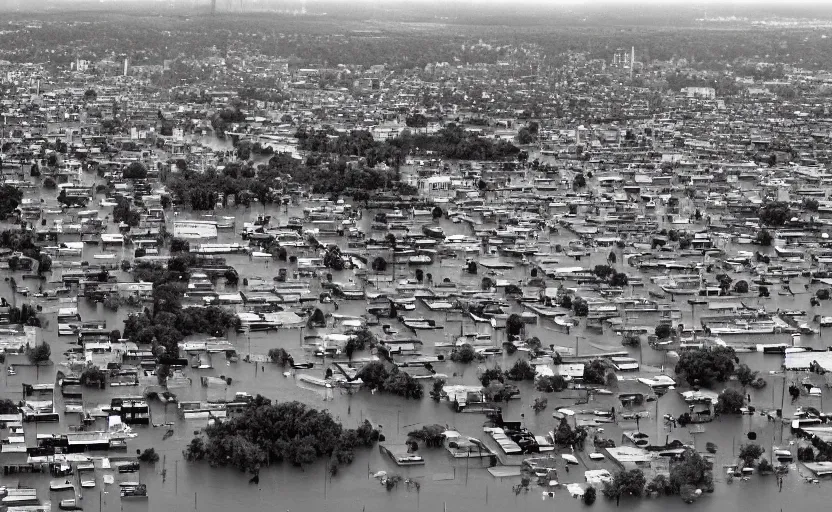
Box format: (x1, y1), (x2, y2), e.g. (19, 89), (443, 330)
(3, 161), (832, 512)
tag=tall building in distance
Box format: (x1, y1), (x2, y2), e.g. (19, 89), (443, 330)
(612, 47), (636, 78)
(612, 48), (628, 68)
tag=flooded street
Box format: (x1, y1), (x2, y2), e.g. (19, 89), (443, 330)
(3, 164), (830, 512)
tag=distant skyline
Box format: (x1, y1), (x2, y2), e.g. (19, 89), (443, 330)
(2, 0), (832, 20)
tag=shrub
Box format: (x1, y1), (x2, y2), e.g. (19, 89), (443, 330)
(733, 280), (749, 294)
(532, 397), (548, 413)
(622, 334), (640, 347)
(817, 289), (831, 301)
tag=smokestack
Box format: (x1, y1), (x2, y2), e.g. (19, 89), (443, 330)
(124, 58), (128, 77)
(630, 46), (635, 80)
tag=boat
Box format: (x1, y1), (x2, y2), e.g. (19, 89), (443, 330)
(297, 374), (332, 388)
(408, 254), (432, 265)
(59, 499), (82, 510)
(400, 317), (441, 330)
(120, 482), (148, 499)
(774, 449), (793, 462)
(117, 461), (140, 473)
(421, 225), (445, 239)
(561, 454), (579, 465)
(51, 480), (75, 492)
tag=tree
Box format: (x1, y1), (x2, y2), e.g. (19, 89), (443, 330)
(170, 238), (190, 253)
(371, 257), (387, 272)
(805, 198), (820, 212)
(536, 375), (568, 392)
(323, 245), (345, 270)
(817, 289), (831, 301)
(80, 366), (106, 387)
(756, 229), (773, 246)
(466, 260), (477, 274)
(268, 348), (292, 366)
(185, 398), (379, 472)
(573, 173), (586, 189)
(674, 346), (736, 386)
(123, 162), (148, 180)
(655, 324), (672, 339)
(584, 486), (597, 505)
(382, 367), (424, 399)
(138, 447), (160, 463)
(484, 380), (511, 402)
(27, 341), (51, 364)
(739, 444), (764, 465)
(572, 297), (589, 316)
(594, 265), (614, 280)
(38, 254), (52, 274)
(517, 127), (533, 145)
(504, 284), (522, 295)
(0, 184), (23, 219)
(479, 366), (505, 387)
(450, 344), (477, 363)
(668, 449), (712, 495)
(431, 206), (443, 220)
(505, 359), (536, 381)
(733, 280), (749, 294)
(603, 469), (646, 500)
(647, 474), (673, 496)
(610, 272), (628, 287)
(736, 364), (758, 387)
(0, 398), (18, 414)
(716, 388), (745, 414)
(583, 359), (606, 385)
(407, 424), (446, 448)
(224, 268), (239, 286)
(481, 277), (494, 291)
(759, 202), (790, 226)
(506, 313), (524, 337)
